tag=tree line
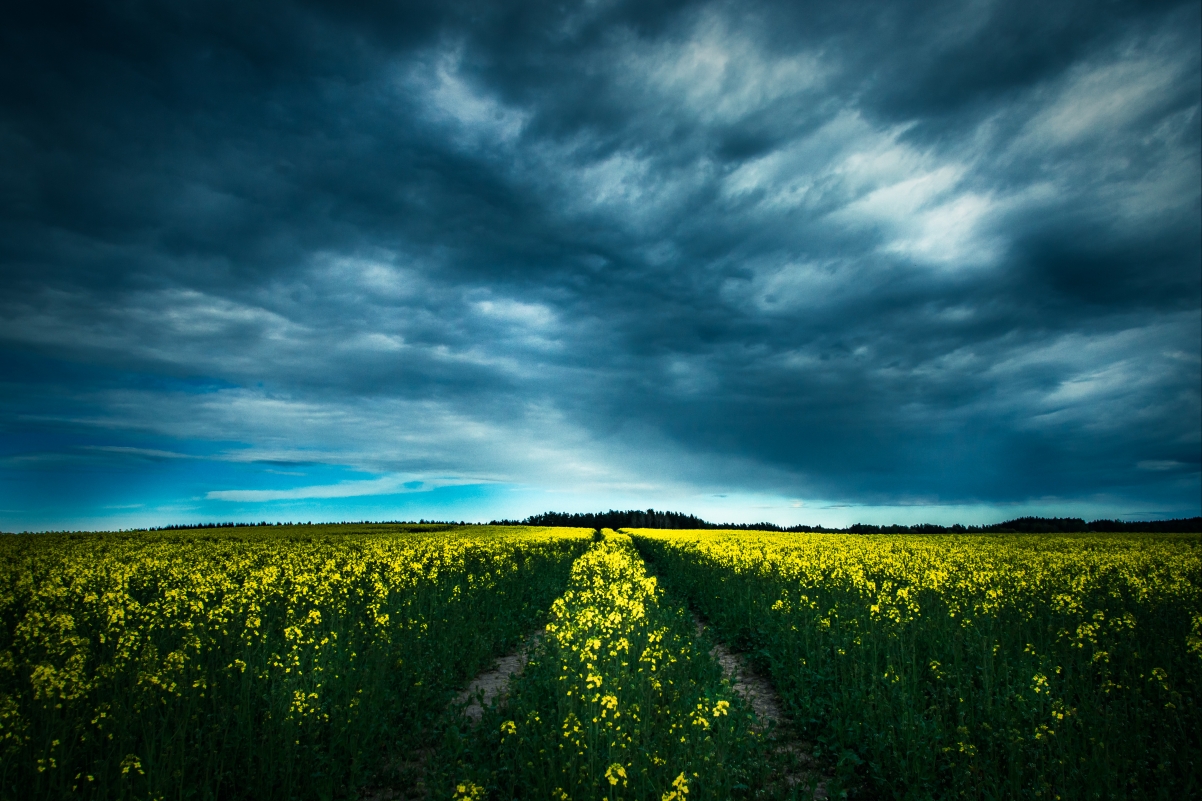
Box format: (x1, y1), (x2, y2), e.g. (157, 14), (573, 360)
(489, 509), (1202, 534)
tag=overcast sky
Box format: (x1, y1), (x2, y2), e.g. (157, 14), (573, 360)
(1, 0), (1199, 531)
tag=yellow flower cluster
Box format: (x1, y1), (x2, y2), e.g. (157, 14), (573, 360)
(541, 533), (672, 790)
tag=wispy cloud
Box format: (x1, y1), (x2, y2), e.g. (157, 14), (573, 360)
(205, 475), (478, 503)
(83, 446), (196, 460)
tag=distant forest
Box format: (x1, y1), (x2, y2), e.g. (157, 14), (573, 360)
(492, 509), (1202, 534)
(43, 512), (1201, 535)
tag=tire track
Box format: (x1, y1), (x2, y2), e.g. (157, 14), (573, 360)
(455, 628), (544, 724)
(691, 612), (831, 800)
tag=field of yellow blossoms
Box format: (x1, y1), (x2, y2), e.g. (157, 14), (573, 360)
(0, 524), (590, 800)
(2, 524), (1198, 800)
(631, 529), (1202, 799)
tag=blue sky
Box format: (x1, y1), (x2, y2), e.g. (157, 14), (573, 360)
(1, 0), (1199, 531)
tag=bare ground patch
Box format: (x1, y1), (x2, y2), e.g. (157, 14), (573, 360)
(360, 630), (544, 800)
(455, 628), (544, 724)
(692, 613), (831, 800)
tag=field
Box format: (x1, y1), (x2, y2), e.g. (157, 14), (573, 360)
(1, 525), (1199, 799)
(0, 525), (591, 799)
(631, 529), (1202, 799)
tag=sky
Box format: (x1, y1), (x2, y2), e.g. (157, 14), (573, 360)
(1, 0), (1199, 531)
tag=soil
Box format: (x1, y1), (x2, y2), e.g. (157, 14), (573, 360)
(360, 630), (544, 800)
(456, 628), (544, 724)
(692, 613), (830, 800)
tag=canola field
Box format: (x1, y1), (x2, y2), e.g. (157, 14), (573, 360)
(0, 524), (591, 800)
(631, 529), (1202, 799)
(1, 524), (1199, 800)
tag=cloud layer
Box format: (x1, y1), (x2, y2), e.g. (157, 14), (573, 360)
(1, 0), (1199, 528)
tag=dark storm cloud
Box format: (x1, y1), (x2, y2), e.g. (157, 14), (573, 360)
(1, 0), (1198, 524)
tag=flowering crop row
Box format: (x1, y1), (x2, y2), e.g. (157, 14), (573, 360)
(0, 524), (591, 800)
(440, 532), (772, 801)
(630, 529), (1202, 800)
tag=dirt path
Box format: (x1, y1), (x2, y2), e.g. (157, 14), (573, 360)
(692, 613), (830, 800)
(359, 629), (545, 800)
(455, 628), (543, 723)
